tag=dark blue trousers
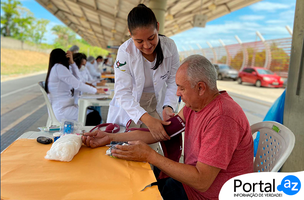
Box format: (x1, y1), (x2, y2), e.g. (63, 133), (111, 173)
(153, 167), (188, 200)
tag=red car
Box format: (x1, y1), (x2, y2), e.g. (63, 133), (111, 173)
(237, 67), (284, 88)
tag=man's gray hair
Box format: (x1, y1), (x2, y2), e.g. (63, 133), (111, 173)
(87, 56), (95, 62)
(181, 54), (217, 90)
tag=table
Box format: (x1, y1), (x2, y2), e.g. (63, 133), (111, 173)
(1, 131), (161, 200)
(101, 74), (115, 79)
(78, 83), (115, 126)
(78, 97), (112, 126)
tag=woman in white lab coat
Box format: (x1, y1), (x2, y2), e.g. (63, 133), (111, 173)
(107, 4), (180, 141)
(45, 49), (104, 122)
(73, 53), (95, 84)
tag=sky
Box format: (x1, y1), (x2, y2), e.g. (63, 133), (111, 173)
(17, 0), (296, 51)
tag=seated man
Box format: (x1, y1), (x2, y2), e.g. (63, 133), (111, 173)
(82, 54), (254, 200)
(86, 56), (101, 79)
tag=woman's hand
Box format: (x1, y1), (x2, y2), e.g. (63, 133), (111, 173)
(141, 113), (171, 141)
(96, 88), (106, 94)
(97, 79), (107, 86)
(66, 50), (74, 64)
(86, 82), (95, 87)
(162, 106), (175, 121)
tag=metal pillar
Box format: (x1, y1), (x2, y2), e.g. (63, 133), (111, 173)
(282, 0), (304, 172)
(182, 46), (189, 57)
(207, 41), (217, 64)
(188, 45), (195, 55)
(219, 39), (231, 66)
(256, 31), (272, 69)
(235, 35), (248, 70)
(148, 0), (167, 35)
(286, 25), (293, 36)
(196, 43), (206, 57)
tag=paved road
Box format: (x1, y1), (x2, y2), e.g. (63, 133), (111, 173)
(217, 79), (285, 103)
(0, 75), (285, 151)
(1, 74), (48, 151)
(217, 79), (285, 125)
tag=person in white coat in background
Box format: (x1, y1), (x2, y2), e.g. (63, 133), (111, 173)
(107, 4), (180, 143)
(73, 53), (96, 84)
(72, 53), (95, 104)
(45, 49), (105, 122)
(86, 56), (101, 79)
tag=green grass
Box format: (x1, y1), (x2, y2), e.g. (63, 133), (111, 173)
(1, 63), (47, 76)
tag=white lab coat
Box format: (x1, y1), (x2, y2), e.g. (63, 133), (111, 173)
(80, 67), (97, 84)
(48, 63), (97, 122)
(86, 61), (100, 78)
(107, 36), (180, 126)
(101, 63), (114, 73)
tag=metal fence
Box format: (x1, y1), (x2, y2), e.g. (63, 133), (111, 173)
(179, 37), (292, 78)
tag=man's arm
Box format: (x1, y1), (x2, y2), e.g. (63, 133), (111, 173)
(82, 108), (185, 148)
(110, 107), (221, 192)
(111, 140), (221, 193)
(150, 148), (221, 192)
(82, 129), (158, 148)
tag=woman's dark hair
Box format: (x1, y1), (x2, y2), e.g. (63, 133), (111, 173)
(45, 48), (69, 93)
(82, 53), (87, 60)
(128, 4), (164, 70)
(96, 55), (103, 60)
(73, 53), (85, 69)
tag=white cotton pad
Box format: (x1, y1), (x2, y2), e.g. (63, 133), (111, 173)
(45, 134), (82, 162)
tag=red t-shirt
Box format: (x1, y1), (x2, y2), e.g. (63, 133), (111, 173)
(182, 91), (253, 200)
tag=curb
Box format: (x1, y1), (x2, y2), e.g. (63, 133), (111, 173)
(1, 71), (47, 82)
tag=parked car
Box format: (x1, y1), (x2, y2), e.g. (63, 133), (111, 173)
(237, 67), (284, 88)
(214, 64), (238, 81)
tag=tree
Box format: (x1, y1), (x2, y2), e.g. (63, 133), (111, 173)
(230, 51), (243, 70)
(269, 42), (290, 73)
(51, 25), (76, 48)
(29, 18), (50, 44)
(12, 7), (34, 42)
(218, 56), (227, 64)
(1, 0), (21, 37)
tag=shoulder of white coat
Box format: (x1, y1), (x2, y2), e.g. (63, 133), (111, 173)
(115, 38), (136, 71)
(54, 63), (67, 70)
(118, 38), (134, 55)
(160, 36), (177, 47)
(160, 36), (177, 58)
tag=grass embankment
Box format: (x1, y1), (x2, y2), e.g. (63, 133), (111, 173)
(1, 48), (49, 81)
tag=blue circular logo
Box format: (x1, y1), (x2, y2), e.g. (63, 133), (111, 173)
(277, 175), (301, 195)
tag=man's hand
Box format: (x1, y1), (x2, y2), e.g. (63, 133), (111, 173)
(162, 106), (175, 121)
(81, 130), (111, 148)
(141, 113), (171, 141)
(111, 141), (156, 162)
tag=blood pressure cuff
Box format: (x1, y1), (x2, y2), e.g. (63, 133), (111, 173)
(158, 133), (183, 179)
(125, 115), (186, 180)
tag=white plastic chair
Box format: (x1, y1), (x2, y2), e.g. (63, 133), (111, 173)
(251, 121), (295, 172)
(38, 81), (61, 128)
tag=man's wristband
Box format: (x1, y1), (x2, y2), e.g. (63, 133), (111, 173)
(163, 105), (173, 111)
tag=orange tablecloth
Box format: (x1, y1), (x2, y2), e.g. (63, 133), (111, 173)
(101, 74), (115, 79)
(1, 139), (161, 200)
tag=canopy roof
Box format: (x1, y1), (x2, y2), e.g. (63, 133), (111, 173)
(36, 0), (261, 49)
